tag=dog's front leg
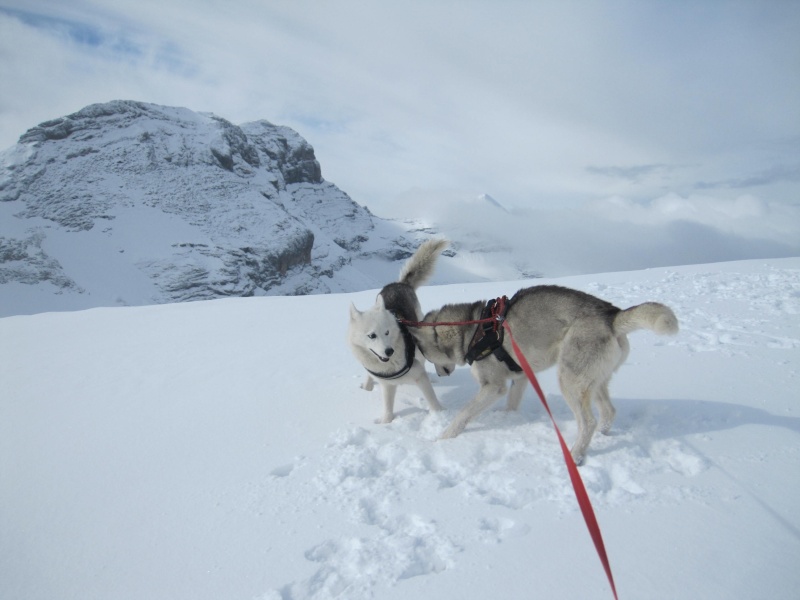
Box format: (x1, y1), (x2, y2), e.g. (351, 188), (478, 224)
(505, 377), (527, 411)
(414, 370), (443, 412)
(439, 382), (505, 439)
(360, 373), (375, 391)
(377, 382), (397, 424)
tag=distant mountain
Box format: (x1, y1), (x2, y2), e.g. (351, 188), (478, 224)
(477, 193), (510, 213)
(0, 101), (434, 315)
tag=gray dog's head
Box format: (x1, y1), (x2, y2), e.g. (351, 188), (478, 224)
(407, 307), (464, 377)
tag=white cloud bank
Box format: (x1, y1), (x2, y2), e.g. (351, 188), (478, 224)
(387, 189), (800, 277)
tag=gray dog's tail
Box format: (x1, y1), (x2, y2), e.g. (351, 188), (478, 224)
(399, 239), (449, 289)
(613, 302), (679, 336)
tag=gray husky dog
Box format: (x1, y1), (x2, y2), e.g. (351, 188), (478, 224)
(407, 286), (679, 464)
(348, 239), (449, 424)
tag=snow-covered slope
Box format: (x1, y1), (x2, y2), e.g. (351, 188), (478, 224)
(2, 258), (798, 599)
(0, 101), (443, 316)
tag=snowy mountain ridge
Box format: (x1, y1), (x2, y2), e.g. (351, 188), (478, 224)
(0, 101), (447, 316)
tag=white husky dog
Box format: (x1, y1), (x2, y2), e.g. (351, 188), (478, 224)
(348, 239), (449, 424)
(408, 286), (679, 464)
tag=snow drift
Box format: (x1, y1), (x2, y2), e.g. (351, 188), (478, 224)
(2, 257), (799, 599)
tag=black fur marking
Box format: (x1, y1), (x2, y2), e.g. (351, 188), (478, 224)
(379, 283), (418, 323)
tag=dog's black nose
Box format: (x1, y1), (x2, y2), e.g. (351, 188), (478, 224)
(385, 348), (394, 357)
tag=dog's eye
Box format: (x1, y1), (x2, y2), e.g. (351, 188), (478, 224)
(384, 330), (390, 336)
(367, 333), (377, 340)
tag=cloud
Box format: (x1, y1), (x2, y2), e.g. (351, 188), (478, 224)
(585, 164), (678, 187)
(588, 193), (800, 246)
(0, 7), (109, 47)
(0, 5), (196, 74)
(385, 189), (800, 277)
(0, 0), (798, 274)
(696, 163), (800, 190)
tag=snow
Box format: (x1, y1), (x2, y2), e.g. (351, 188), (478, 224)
(2, 257), (799, 599)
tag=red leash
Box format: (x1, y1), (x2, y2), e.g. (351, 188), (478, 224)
(402, 304), (619, 600)
(400, 296), (509, 329)
(400, 316), (494, 328)
(503, 321), (619, 600)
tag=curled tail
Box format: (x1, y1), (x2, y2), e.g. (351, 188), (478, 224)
(399, 239), (449, 289)
(613, 302), (679, 336)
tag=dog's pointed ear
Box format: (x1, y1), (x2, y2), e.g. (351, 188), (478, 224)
(375, 294), (386, 310)
(349, 302), (362, 321)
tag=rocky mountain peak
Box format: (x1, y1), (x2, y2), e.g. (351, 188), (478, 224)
(0, 101), (418, 315)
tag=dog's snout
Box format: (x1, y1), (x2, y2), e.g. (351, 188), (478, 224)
(435, 364), (453, 377)
(385, 348), (394, 357)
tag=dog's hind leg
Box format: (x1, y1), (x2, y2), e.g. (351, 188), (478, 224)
(377, 383), (397, 424)
(595, 380), (616, 435)
(594, 334), (625, 434)
(440, 382), (506, 439)
(559, 373), (597, 465)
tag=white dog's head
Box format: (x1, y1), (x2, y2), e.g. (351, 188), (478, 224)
(348, 295), (405, 364)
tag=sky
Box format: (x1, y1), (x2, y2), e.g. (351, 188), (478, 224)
(1, 0), (799, 267)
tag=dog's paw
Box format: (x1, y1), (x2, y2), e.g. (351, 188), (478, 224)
(439, 418), (467, 440)
(571, 452), (586, 466)
(427, 401), (444, 413)
(438, 423), (464, 440)
(374, 415), (394, 425)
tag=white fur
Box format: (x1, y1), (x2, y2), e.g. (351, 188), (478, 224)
(347, 240), (448, 423)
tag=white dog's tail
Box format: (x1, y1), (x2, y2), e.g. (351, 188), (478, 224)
(613, 302), (679, 336)
(399, 239), (449, 289)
